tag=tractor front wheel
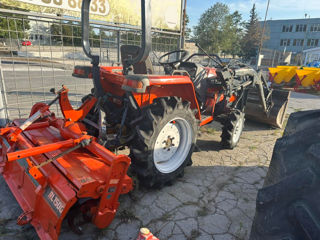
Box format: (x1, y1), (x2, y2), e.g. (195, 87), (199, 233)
(130, 97), (198, 188)
(220, 110), (245, 149)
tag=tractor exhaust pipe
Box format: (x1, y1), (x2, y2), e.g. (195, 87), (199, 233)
(122, 0), (152, 73)
(131, 0), (152, 65)
(81, 0), (104, 97)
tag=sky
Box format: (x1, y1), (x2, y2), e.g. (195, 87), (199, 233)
(187, 0), (320, 29)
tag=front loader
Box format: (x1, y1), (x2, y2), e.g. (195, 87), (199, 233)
(0, 0), (290, 239)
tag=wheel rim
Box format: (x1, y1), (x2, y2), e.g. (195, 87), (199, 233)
(153, 117), (193, 174)
(232, 116), (244, 143)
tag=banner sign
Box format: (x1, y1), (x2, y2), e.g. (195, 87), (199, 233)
(2, 0), (182, 31)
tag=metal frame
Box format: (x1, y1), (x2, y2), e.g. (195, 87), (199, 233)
(0, 8), (181, 122)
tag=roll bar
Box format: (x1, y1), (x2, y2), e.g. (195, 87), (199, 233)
(81, 0), (151, 74)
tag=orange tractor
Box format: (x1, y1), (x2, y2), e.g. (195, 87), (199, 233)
(0, 0), (290, 239)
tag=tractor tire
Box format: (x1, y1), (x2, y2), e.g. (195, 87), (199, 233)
(81, 94), (99, 137)
(129, 97), (198, 188)
(283, 109), (320, 137)
(220, 110), (245, 149)
(250, 110), (320, 240)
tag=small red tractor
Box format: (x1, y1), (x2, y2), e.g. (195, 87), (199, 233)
(0, 0), (290, 239)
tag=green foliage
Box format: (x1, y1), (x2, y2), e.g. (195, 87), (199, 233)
(241, 4), (263, 60)
(50, 21), (100, 47)
(220, 11), (244, 56)
(193, 2), (243, 56)
(0, 3), (30, 39)
(184, 14), (192, 39)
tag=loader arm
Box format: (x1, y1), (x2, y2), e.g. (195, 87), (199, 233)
(233, 67), (290, 128)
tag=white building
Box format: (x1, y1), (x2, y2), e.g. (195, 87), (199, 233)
(303, 47), (320, 65)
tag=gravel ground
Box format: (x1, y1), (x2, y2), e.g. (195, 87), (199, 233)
(0, 91), (320, 240)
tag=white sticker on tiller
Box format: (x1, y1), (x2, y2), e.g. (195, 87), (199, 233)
(109, 179), (119, 185)
(44, 187), (66, 216)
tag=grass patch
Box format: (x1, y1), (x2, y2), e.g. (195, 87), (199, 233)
(0, 219), (10, 235)
(188, 229), (201, 240)
(118, 210), (137, 223)
(243, 197), (249, 203)
(200, 127), (216, 135)
(159, 212), (172, 221)
(253, 180), (260, 185)
(248, 146), (257, 151)
(216, 181), (228, 191)
(197, 207), (209, 217)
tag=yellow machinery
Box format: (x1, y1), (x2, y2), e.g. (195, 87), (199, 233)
(269, 66), (320, 90)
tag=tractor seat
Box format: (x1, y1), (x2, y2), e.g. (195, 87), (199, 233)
(178, 62), (208, 103)
(178, 62), (203, 79)
(120, 45), (154, 74)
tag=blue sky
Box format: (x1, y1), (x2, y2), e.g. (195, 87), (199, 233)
(187, 0), (320, 29)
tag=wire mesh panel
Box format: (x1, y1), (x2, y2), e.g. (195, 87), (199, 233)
(0, 10), (180, 121)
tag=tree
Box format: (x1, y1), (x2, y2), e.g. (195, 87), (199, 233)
(220, 11), (244, 56)
(193, 3), (243, 56)
(183, 14), (192, 39)
(241, 4), (262, 60)
(50, 21), (100, 47)
(0, 3), (30, 40)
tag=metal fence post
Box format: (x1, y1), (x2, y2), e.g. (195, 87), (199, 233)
(271, 50), (276, 67)
(117, 30), (121, 63)
(0, 9), (180, 119)
(0, 58), (9, 126)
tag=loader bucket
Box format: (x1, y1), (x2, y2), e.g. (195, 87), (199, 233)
(245, 89), (291, 128)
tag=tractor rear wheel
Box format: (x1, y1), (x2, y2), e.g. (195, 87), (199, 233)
(220, 110), (245, 149)
(250, 110), (320, 240)
(130, 97), (198, 188)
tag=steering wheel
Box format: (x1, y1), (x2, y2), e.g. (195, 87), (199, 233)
(158, 49), (189, 65)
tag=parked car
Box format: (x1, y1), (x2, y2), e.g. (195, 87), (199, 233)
(21, 40), (32, 46)
(307, 60), (320, 68)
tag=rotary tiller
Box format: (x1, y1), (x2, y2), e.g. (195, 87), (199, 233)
(0, 87), (132, 240)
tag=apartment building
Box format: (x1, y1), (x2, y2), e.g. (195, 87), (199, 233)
(262, 18), (320, 53)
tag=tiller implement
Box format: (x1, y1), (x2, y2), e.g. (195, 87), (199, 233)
(0, 86), (132, 240)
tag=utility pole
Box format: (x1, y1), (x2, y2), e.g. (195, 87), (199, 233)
(179, 0), (187, 49)
(256, 0), (270, 69)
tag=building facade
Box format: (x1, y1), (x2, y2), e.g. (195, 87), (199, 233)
(263, 18), (320, 53)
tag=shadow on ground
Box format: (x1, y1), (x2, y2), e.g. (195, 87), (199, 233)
(0, 164), (267, 240)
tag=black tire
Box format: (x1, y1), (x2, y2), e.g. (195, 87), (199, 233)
(220, 110), (245, 149)
(250, 110), (320, 240)
(283, 110), (320, 137)
(81, 94), (99, 137)
(129, 97), (198, 188)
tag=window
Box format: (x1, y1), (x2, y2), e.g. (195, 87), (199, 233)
(293, 39), (304, 46)
(282, 25), (293, 32)
(296, 24), (307, 32)
(307, 39), (319, 47)
(280, 39), (291, 46)
(310, 24), (320, 32)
